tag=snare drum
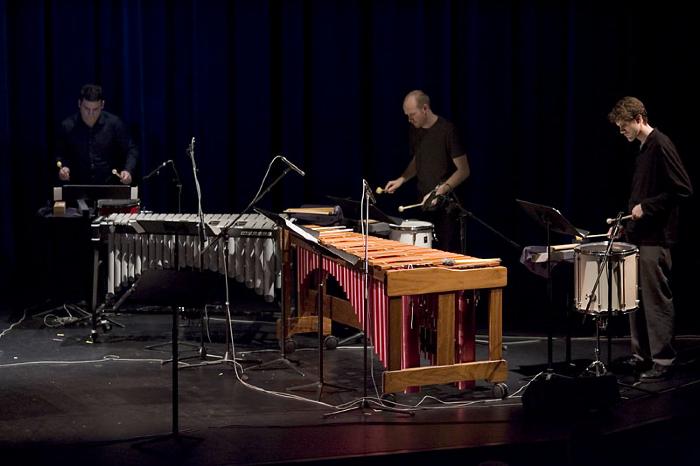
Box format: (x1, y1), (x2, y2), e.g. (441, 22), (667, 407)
(574, 241), (639, 314)
(389, 220), (434, 248)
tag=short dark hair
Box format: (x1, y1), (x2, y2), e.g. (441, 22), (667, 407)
(80, 84), (103, 102)
(608, 96), (648, 124)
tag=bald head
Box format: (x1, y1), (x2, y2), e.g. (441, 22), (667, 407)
(403, 90), (435, 128)
(404, 90), (431, 109)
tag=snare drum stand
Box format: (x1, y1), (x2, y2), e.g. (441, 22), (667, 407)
(582, 213), (623, 376)
(581, 217), (656, 395)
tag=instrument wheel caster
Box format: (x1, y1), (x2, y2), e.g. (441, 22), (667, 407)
(283, 338), (296, 354)
(492, 382), (508, 399)
(324, 335), (338, 350)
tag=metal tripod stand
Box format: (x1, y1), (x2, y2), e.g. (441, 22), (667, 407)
(324, 181), (410, 417)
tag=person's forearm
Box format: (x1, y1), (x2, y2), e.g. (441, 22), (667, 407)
(400, 158), (417, 181)
(436, 155), (469, 195)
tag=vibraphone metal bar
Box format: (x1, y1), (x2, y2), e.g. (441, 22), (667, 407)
(94, 213), (281, 303)
(291, 227), (508, 394)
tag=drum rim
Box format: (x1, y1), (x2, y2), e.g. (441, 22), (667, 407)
(389, 219), (433, 232)
(575, 241), (638, 255)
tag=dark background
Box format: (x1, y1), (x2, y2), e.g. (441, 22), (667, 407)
(1, 1), (697, 335)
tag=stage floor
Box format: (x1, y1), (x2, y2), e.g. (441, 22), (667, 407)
(1, 302), (700, 466)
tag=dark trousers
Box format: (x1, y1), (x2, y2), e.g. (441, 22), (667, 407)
(630, 245), (676, 365)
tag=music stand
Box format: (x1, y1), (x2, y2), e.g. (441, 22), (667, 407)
(255, 208), (356, 400)
(112, 216), (206, 358)
(54, 184), (138, 216)
(517, 199), (585, 372)
(122, 268), (224, 437)
(326, 195), (402, 225)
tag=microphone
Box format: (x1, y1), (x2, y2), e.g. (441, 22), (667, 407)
(143, 160), (172, 180)
(280, 156), (305, 176)
(362, 179), (377, 204)
(606, 214), (633, 224)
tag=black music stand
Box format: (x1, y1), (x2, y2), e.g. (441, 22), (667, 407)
(118, 217), (216, 360)
(517, 199), (585, 373)
(256, 208), (357, 400)
(326, 195), (402, 225)
(55, 184), (137, 216)
(122, 268), (224, 437)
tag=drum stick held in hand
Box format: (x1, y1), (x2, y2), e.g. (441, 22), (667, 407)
(376, 187), (388, 195)
(112, 169), (120, 177)
(606, 214), (633, 224)
(398, 202), (423, 213)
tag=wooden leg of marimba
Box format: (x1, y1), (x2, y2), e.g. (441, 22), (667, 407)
(488, 288), (504, 361)
(388, 297), (403, 371)
(436, 292), (456, 366)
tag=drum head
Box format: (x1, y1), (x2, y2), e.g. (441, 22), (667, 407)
(391, 219), (433, 231)
(575, 241), (637, 256)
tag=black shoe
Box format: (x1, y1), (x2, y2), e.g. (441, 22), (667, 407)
(612, 356), (652, 375)
(639, 363), (672, 382)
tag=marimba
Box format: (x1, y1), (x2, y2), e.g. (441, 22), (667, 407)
(289, 226), (508, 394)
(93, 213), (281, 303)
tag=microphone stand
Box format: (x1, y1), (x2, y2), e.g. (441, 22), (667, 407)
(324, 181), (410, 417)
(142, 160), (183, 213)
(444, 193), (521, 253)
(197, 156), (304, 374)
(177, 138), (244, 370)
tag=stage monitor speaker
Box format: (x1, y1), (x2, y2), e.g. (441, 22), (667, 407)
(522, 373), (620, 416)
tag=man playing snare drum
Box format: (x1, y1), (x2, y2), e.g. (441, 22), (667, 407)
(608, 96), (692, 381)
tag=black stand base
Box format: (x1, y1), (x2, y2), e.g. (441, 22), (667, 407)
(131, 431), (203, 455)
(287, 380), (355, 401)
(323, 397), (413, 418)
(247, 354), (305, 377)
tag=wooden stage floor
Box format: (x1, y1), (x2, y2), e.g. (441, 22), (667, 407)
(1, 303), (700, 466)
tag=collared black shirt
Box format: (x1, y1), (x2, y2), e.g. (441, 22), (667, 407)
(56, 111), (138, 185)
(626, 129), (693, 246)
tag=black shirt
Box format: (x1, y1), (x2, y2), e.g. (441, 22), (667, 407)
(626, 129), (692, 246)
(409, 116), (465, 197)
(56, 111), (138, 185)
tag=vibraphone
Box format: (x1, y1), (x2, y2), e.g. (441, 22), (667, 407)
(291, 226), (508, 394)
(93, 213), (280, 303)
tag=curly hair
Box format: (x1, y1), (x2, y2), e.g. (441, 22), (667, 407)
(608, 96), (648, 124)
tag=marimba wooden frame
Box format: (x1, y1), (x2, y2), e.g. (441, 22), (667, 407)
(285, 235), (508, 394)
